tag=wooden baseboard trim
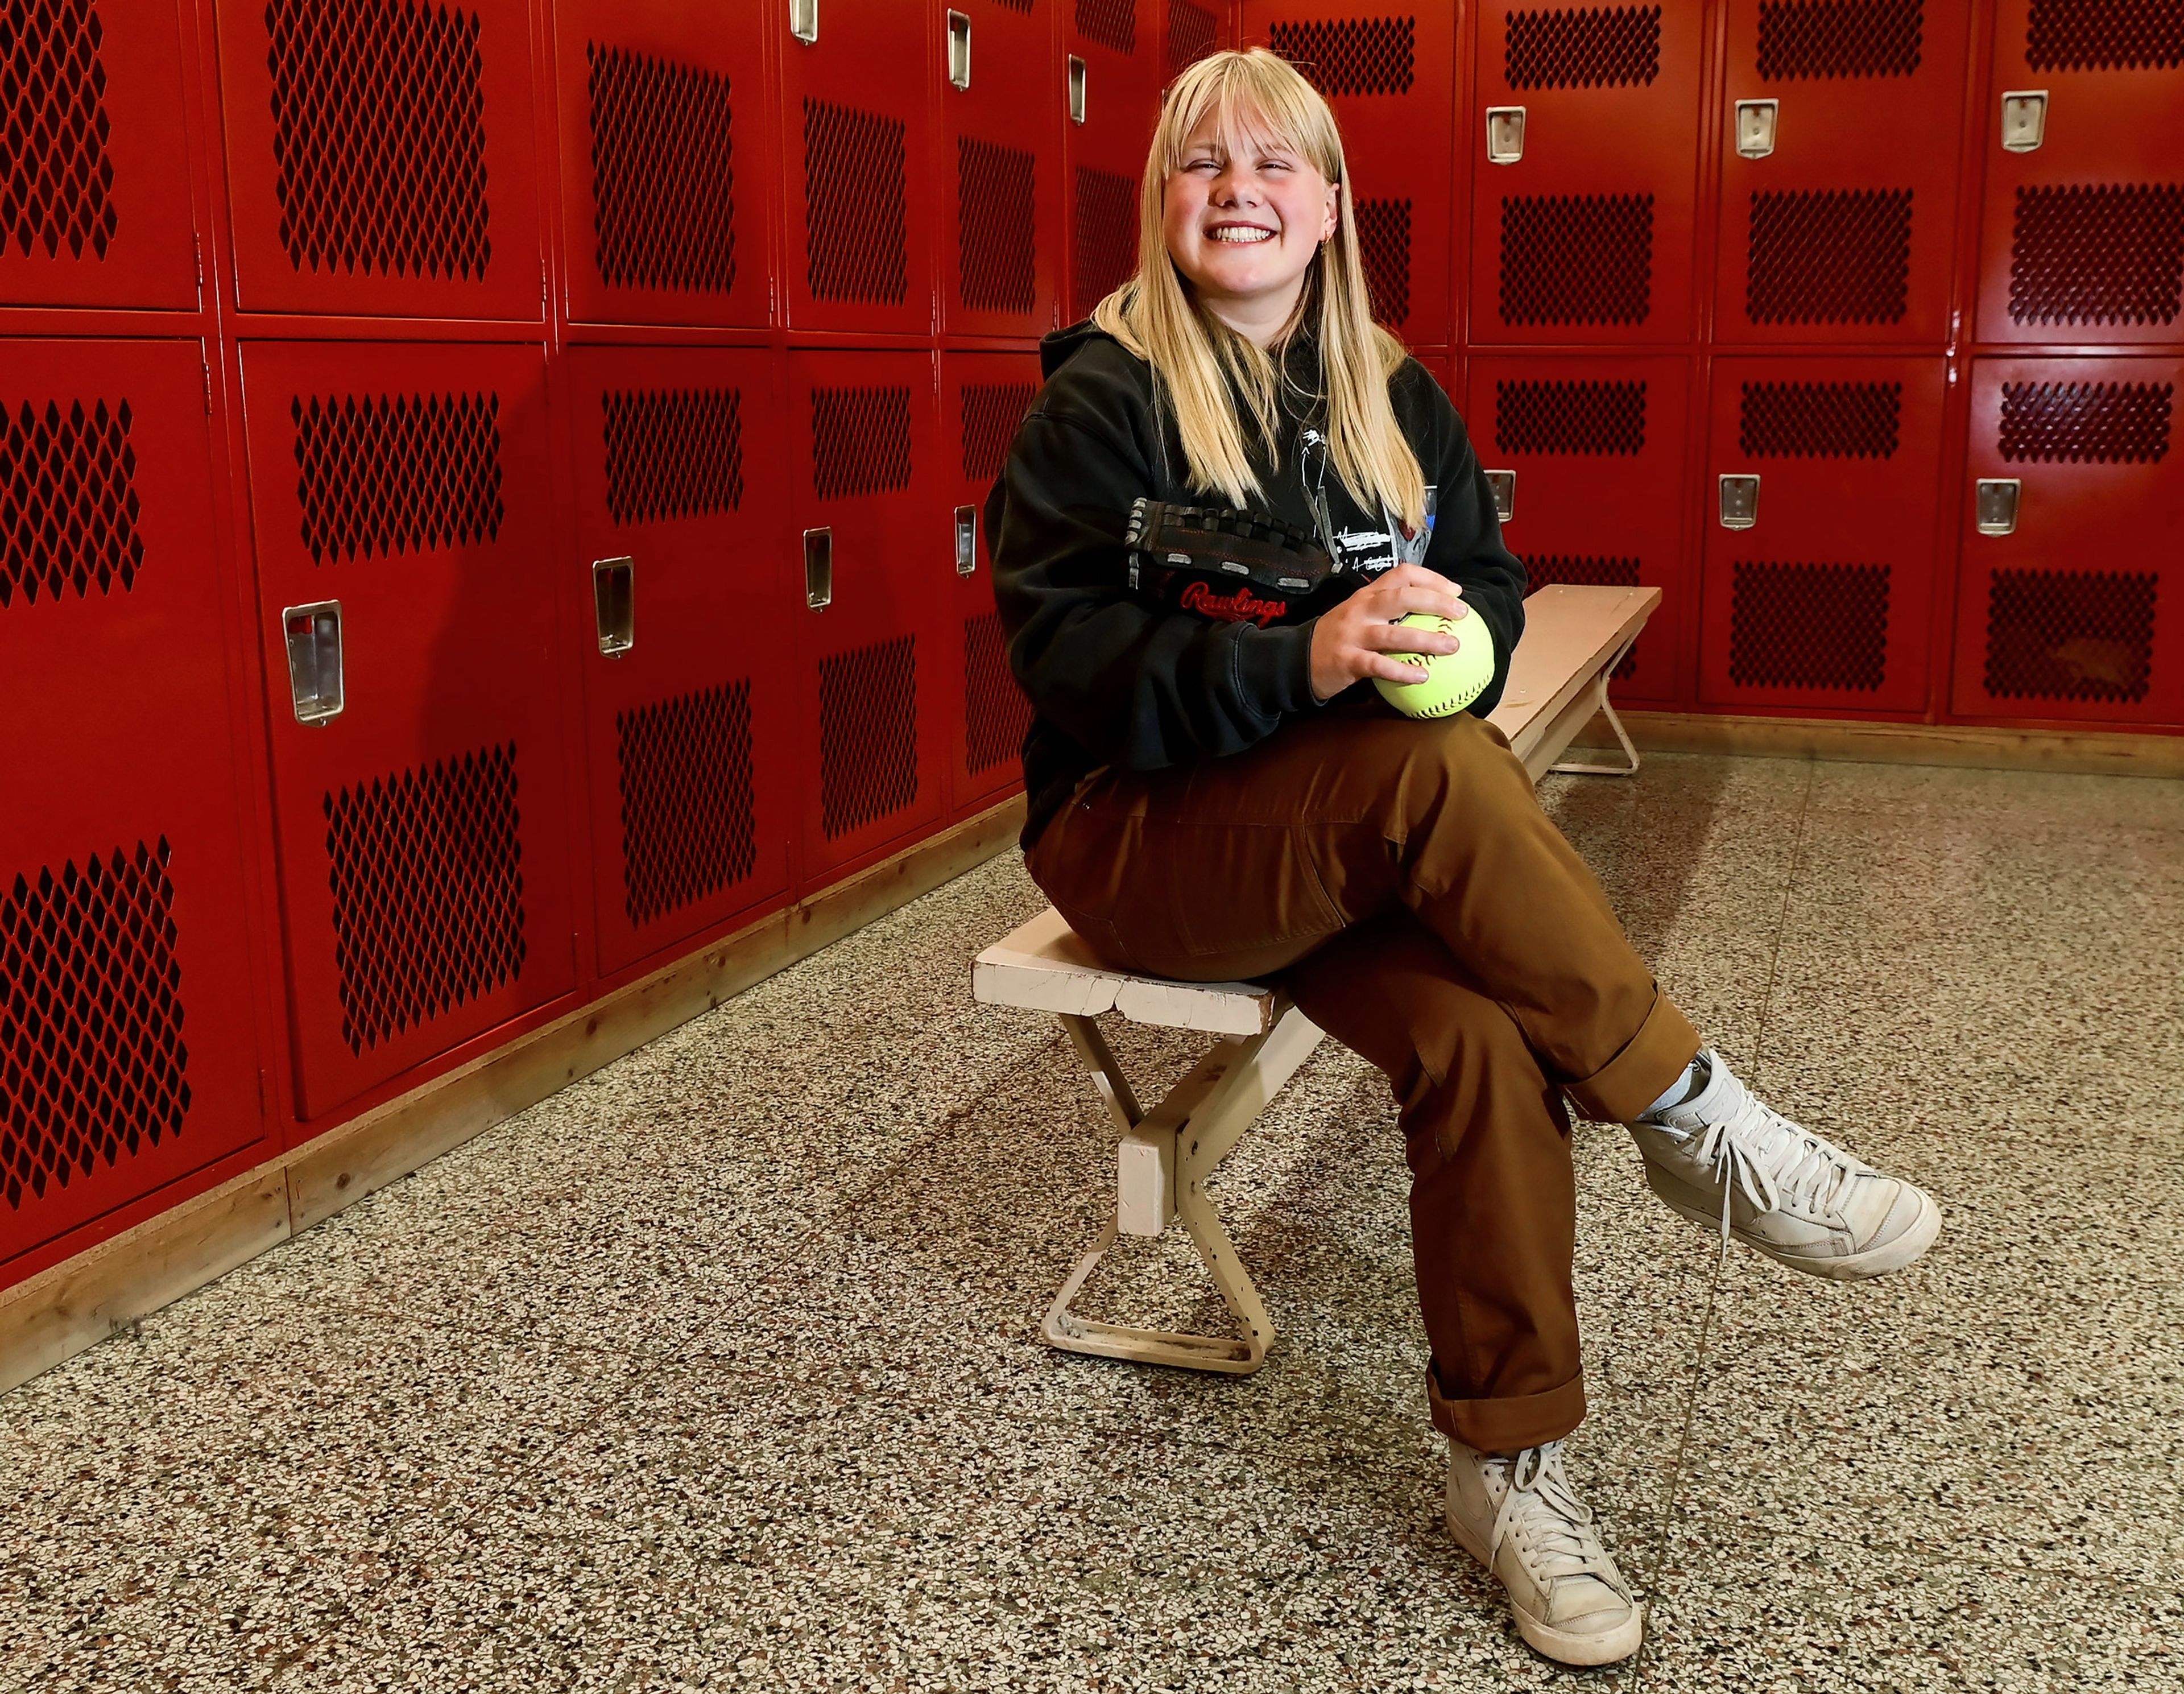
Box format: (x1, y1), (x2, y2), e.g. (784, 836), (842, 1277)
(1572, 710), (2184, 779)
(1, 796), (1027, 1396)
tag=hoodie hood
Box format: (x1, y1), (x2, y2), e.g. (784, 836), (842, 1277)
(1040, 319), (1125, 379)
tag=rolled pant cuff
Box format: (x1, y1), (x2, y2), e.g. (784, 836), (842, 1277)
(1565, 988), (1702, 1125)
(1428, 1367), (1586, 1454)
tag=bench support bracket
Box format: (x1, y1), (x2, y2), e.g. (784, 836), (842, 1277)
(1548, 635), (1643, 779)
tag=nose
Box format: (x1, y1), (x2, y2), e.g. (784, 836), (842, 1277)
(1209, 162), (1256, 206)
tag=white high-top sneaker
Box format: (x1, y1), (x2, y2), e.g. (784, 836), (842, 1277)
(1444, 1440), (1643, 1666)
(1628, 1050), (1941, 1278)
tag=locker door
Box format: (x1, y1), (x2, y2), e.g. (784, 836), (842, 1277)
(779, 0), (934, 335)
(943, 352), (1041, 817)
(553, 0), (771, 330)
(0, 0), (198, 310)
(786, 350), (952, 884)
(1953, 357), (2183, 725)
(1468, 354), (1691, 706)
(940, 0), (1062, 338)
(1714, 0), (1971, 347)
(1163, 0), (1228, 82)
(568, 348), (795, 977)
(1470, 3), (1706, 346)
(1246, 6), (1458, 348)
(1699, 356), (1946, 714)
(1064, 0), (1161, 324)
(239, 342), (576, 1122)
(1972, 0), (2184, 349)
(214, 0), (545, 321)
(2, 342), (263, 1269)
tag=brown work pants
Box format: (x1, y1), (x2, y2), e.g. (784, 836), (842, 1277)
(1024, 708), (1700, 1453)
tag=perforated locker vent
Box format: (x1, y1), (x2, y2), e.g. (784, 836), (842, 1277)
(1757, 0), (1924, 80)
(1356, 198), (1410, 328)
(1524, 556), (1639, 677)
(819, 635), (919, 839)
(1505, 7), (1662, 89)
(1739, 381), (1901, 458)
(1076, 0), (1135, 55)
(1985, 568), (2156, 703)
(2, 0), (118, 261)
(965, 609), (1032, 774)
(266, 0), (491, 281)
(1494, 380), (1645, 456)
(811, 387), (912, 501)
(1730, 561), (1889, 690)
(2026, 0), (2183, 71)
(958, 138), (1036, 314)
(1999, 381), (2172, 464)
(1073, 165), (1138, 320)
(1746, 189), (1912, 324)
(1500, 195), (1654, 326)
(2008, 186), (2184, 327)
(1168, 0), (1220, 77)
(292, 392), (504, 564)
(588, 46), (735, 295)
(1, 398), (141, 610)
(325, 743), (525, 1055)
(804, 100), (905, 305)
(1, 840), (188, 1216)
(1266, 17), (1414, 96)
(961, 383), (1037, 482)
(603, 388), (742, 525)
(617, 679), (755, 928)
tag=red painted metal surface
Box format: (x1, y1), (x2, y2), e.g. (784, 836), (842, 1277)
(1, 340), (264, 1268)
(940, 0), (1064, 339)
(1953, 355), (2182, 724)
(1062, 0), (1161, 324)
(237, 341), (577, 1121)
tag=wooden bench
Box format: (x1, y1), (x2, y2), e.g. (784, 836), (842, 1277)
(973, 583), (1661, 1375)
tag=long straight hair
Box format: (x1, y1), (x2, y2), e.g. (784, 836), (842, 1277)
(1091, 47), (1426, 531)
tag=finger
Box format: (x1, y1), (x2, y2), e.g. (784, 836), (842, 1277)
(1356, 623), (1461, 656)
(1366, 652), (1434, 685)
(1366, 584), (1470, 622)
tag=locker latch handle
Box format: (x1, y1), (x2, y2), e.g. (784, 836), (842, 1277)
(282, 600), (344, 725)
(1483, 469), (1516, 524)
(789, 0), (817, 46)
(1735, 99), (1778, 159)
(1976, 479), (2021, 536)
(593, 556), (634, 656)
(1719, 474), (1760, 529)
(1068, 56), (1086, 125)
(1485, 106), (1525, 166)
(804, 528), (834, 609)
(2000, 90), (2047, 153)
(946, 11), (971, 89)
(954, 505), (978, 576)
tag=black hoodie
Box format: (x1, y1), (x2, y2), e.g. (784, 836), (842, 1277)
(985, 321), (1527, 850)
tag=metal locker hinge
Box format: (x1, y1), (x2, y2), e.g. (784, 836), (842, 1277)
(1735, 99), (1778, 159)
(1975, 479), (2021, 535)
(1068, 56), (1087, 124)
(1483, 469), (1516, 523)
(1485, 106), (1525, 164)
(946, 11), (971, 89)
(593, 556), (634, 655)
(282, 601), (344, 725)
(1719, 474), (1760, 529)
(789, 0), (817, 44)
(2001, 90), (2048, 152)
(954, 505), (978, 576)
(804, 528), (834, 609)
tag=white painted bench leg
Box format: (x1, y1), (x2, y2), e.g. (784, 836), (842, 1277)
(1548, 636), (1644, 778)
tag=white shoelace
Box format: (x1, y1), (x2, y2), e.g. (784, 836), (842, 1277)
(1486, 1444), (1629, 1601)
(1665, 1084), (1864, 1259)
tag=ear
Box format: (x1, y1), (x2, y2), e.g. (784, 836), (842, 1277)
(1320, 181), (1339, 243)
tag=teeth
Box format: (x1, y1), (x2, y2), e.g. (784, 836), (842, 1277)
(1210, 228), (1273, 244)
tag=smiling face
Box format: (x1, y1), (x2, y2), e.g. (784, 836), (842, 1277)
(1161, 102), (1339, 343)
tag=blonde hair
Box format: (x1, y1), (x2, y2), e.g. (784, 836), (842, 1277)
(1091, 47), (1426, 532)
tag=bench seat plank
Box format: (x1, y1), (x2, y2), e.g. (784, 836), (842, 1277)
(1488, 584), (1661, 780)
(973, 907), (1280, 1036)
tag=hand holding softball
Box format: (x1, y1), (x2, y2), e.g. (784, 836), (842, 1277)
(1307, 564), (1471, 703)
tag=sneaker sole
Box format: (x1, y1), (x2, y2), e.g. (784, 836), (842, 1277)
(1443, 1502), (1644, 1666)
(1645, 1167), (1943, 1280)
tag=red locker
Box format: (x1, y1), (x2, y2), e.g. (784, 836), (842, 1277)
(1953, 357), (2182, 725)
(2, 341), (263, 1267)
(552, 0), (772, 331)
(1698, 356), (1947, 714)
(1246, 6), (1458, 348)
(779, 0), (934, 336)
(239, 342), (576, 1122)
(1713, 0), (1970, 348)
(940, 0), (1063, 338)
(1164, 0), (1228, 82)
(1468, 354), (1690, 705)
(0, 0), (199, 311)
(566, 348), (795, 977)
(1972, 0), (2184, 349)
(1469, 2), (1706, 346)
(785, 349), (952, 883)
(214, 0), (545, 321)
(1064, 0), (1161, 324)
(943, 352), (1041, 817)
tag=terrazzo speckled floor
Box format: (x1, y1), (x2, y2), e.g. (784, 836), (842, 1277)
(5, 753), (2182, 1693)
